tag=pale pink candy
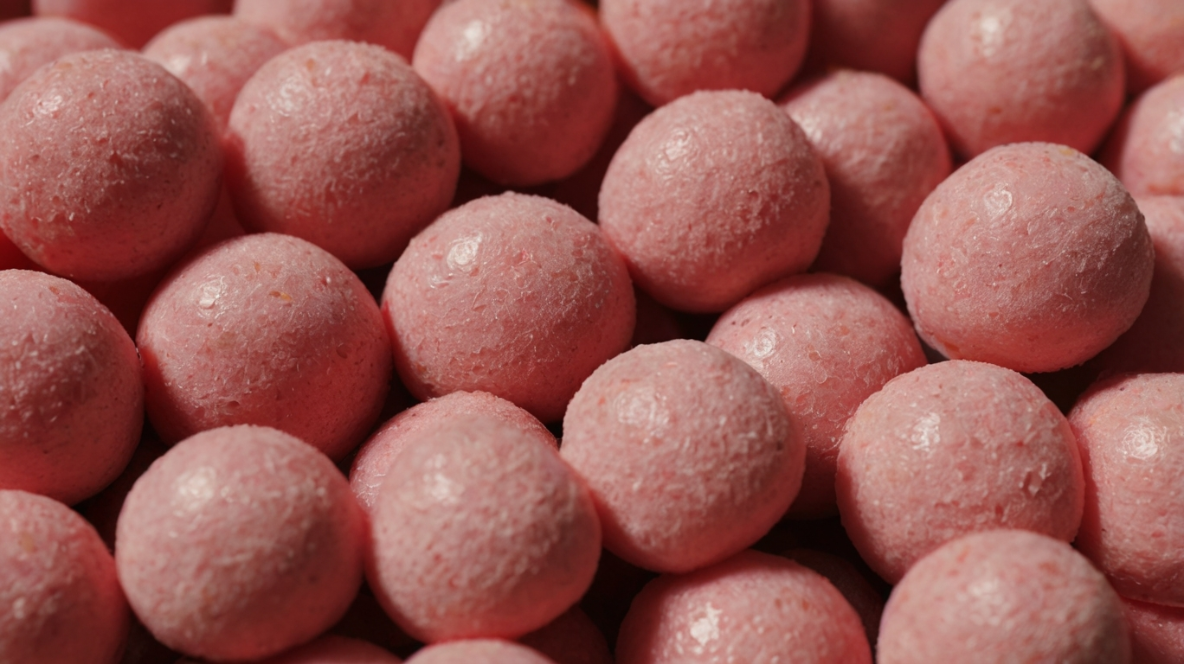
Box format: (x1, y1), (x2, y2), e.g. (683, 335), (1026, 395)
(1100, 75), (1184, 198)
(234, 0), (440, 59)
(33, 0), (230, 48)
(0, 16), (120, 101)
(406, 640), (557, 664)
(1089, 0), (1184, 93)
(1122, 598), (1184, 664)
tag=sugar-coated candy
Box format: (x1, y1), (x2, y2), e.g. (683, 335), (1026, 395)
(137, 233), (391, 459)
(877, 530), (1131, 663)
(0, 16), (120, 101)
(836, 360), (1085, 583)
(1088, 0), (1184, 93)
(234, 0), (441, 60)
(383, 192), (634, 423)
(32, 0), (229, 48)
(225, 39), (460, 269)
(600, 0), (809, 107)
(707, 273), (927, 518)
(413, 0), (617, 186)
(599, 89), (829, 313)
(917, 0), (1125, 158)
(0, 270), (142, 505)
(783, 548), (885, 648)
(519, 607), (613, 664)
(1122, 598), (1184, 664)
(367, 413), (600, 642)
(616, 550), (872, 663)
(0, 49), (221, 282)
(0, 490), (129, 664)
(1101, 74), (1184, 198)
(902, 142), (1154, 373)
(406, 640), (557, 664)
(561, 339), (803, 573)
(803, 0), (946, 84)
(779, 70), (951, 288)
(1069, 373), (1184, 608)
(116, 425), (366, 662)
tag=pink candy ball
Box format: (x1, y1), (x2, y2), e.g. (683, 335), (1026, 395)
(1101, 74), (1184, 198)
(406, 640), (557, 664)
(1123, 598), (1184, 664)
(901, 142), (1154, 373)
(116, 425), (366, 662)
(599, 89), (829, 313)
(804, 0), (947, 84)
(0, 490), (129, 664)
(234, 0), (440, 60)
(0, 16), (120, 102)
(252, 635), (403, 664)
(1089, 0), (1184, 93)
(519, 607), (613, 664)
(33, 0), (230, 48)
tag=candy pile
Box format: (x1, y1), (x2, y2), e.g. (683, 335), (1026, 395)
(1, 0), (1183, 662)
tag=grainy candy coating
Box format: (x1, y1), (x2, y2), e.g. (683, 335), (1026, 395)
(1122, 598), (1184, 664)
(519, 607), (613, 664)
(599, 89), (829, 313)
(836, 360), (1085, 584)
(0, 16), (120, 102)
(115, 426), (366, 662)
(804, 0), (947, 84)
(707, 273), (927, 518)
(1069, 373), (1184, 607)
(383, 192), (634, 423)
(406, 640), (557, 664)
(901, 142), (1154, 373)
(368, 414), (600, 643)
(1088, 0), (1184, 93)
(0, 490), (129, 664)
(561, 340), (803, 573)
(137, 233), (391, 460)
(1101, 75), (1184, 198)
(0, 49), (221, 282)
(917, 0), (1125, 158)
(0, 270), (142, 505)
(616, 550), (872, 664)
(878, 530), (1131, 664)
(783, 548), (885, 647)
(234, 0), (440, 60)
(600, 0), (810, 106)
(33, 0), (230, 48)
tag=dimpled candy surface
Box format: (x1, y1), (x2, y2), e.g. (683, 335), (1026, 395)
(804, 0), (947, 84)
(561, 339), (803, 573)
(115, 425), (366, 662)
(1088, 0), (1184, 93)
(1100, 75), (1184, 198)
(901, 142), (1154, 373)
(225, 40), (460, 269)
(412, 0), (617, 186)
(368, 414), (601, 643)
(877, 530), (1131, 664)
(0, 16), (120, 101)
(616, 550), (872, 664)
(33, 0), (230, 48)
(779, 70), (951, 288)
(383, 192), (634, 423)
(836, 360), (1085, 584)
(234, 0), (440, 60)
(707, 273), (927, 519)
(0, 270), (142, 505)
(599, 89), (829, 313)
(1069, 373), (1184, 607)
(406, 640), (557, 664)
(349, 390), (555, 515)
(600, 0), (810, 107)
(917, 0), (1125, 159)
(1122, 598), (1184, 664)
(137, 233), (391, 460)
(0, 490), (129, 664)
(0, 49), (221, 282)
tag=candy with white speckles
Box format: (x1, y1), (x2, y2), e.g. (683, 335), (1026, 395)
(1100, 75), (1184, 198)
(234, 0), (440, 60)
(0, 16), (120, 102)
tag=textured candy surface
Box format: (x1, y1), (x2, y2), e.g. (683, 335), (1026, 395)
(234, 0), (439, 59)
(1101, 75), (1184, 198)
(0, 16), (120, 101)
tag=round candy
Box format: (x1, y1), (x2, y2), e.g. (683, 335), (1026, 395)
(234, 0), (440, 60)
(561, 339), (803, 573)
(519, 607), (613, 664)
(901, 142), (1154, 373)
(406, 640), (557, 664)
(803, 0), (947, 84)
(0, 270), (142, 505)
(0, 49), (221, 282)
(836, 360), (1085, 584)
(1100, 75), (1184, 198)
(33, 0), (230, 48)
(116, 425), (366, 662)
(383, 192), (634, 423)
(0, 490), (129, 664)
(1123, 598), (1184, 664)
(248, 635), (403, 663)
(783, 548), (885, 648)
(1089, 0), (1184, 93)
(599, 89), (829, 313)
(0, 16), (120, 102)
(138, 233), (392, 460)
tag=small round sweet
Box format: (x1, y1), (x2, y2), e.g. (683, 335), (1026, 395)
(0, 16), (121, 102)
(901, 142), (1154, 373)
(142, 16), (288, 132)
(599, 89), (829, 313)
(225, 40), (459, 269)
(0, 270), (142, 505)
(803, 0), (947, 84)
(1123, 598), (1184, 664)
(783, 549), (885, 648)
(779, 71), (951, 288)
(1069, 373), (1184, 607)
(368, 414), (600, 643)
(251, 635), (403, 663)
(0, 49), (221, 282)
(116, 425), (366, 662)
(561, 339), (803, 573)
(412, 0), (617, 186)
(836, 360), (1085, 584)
(916, 0), (1125, 159)
(1089, 0), (1184, 93)
(383, 192), (634, 423)
(137, 233), (391, 460)
(877, 530), (1131, 664)
(600, 0), (810, 107)
(406, 640), (557, 664)
(519, 608), (612, 664)
(0, 490), (129, 664)
(1100, 75), (1184, 198)
(349, 390), (555, 515)
(33, 0), (230, 48)
(234, 0), (440, 60)
(707, 273), (927, 519)
(616, 550), (872, 664)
